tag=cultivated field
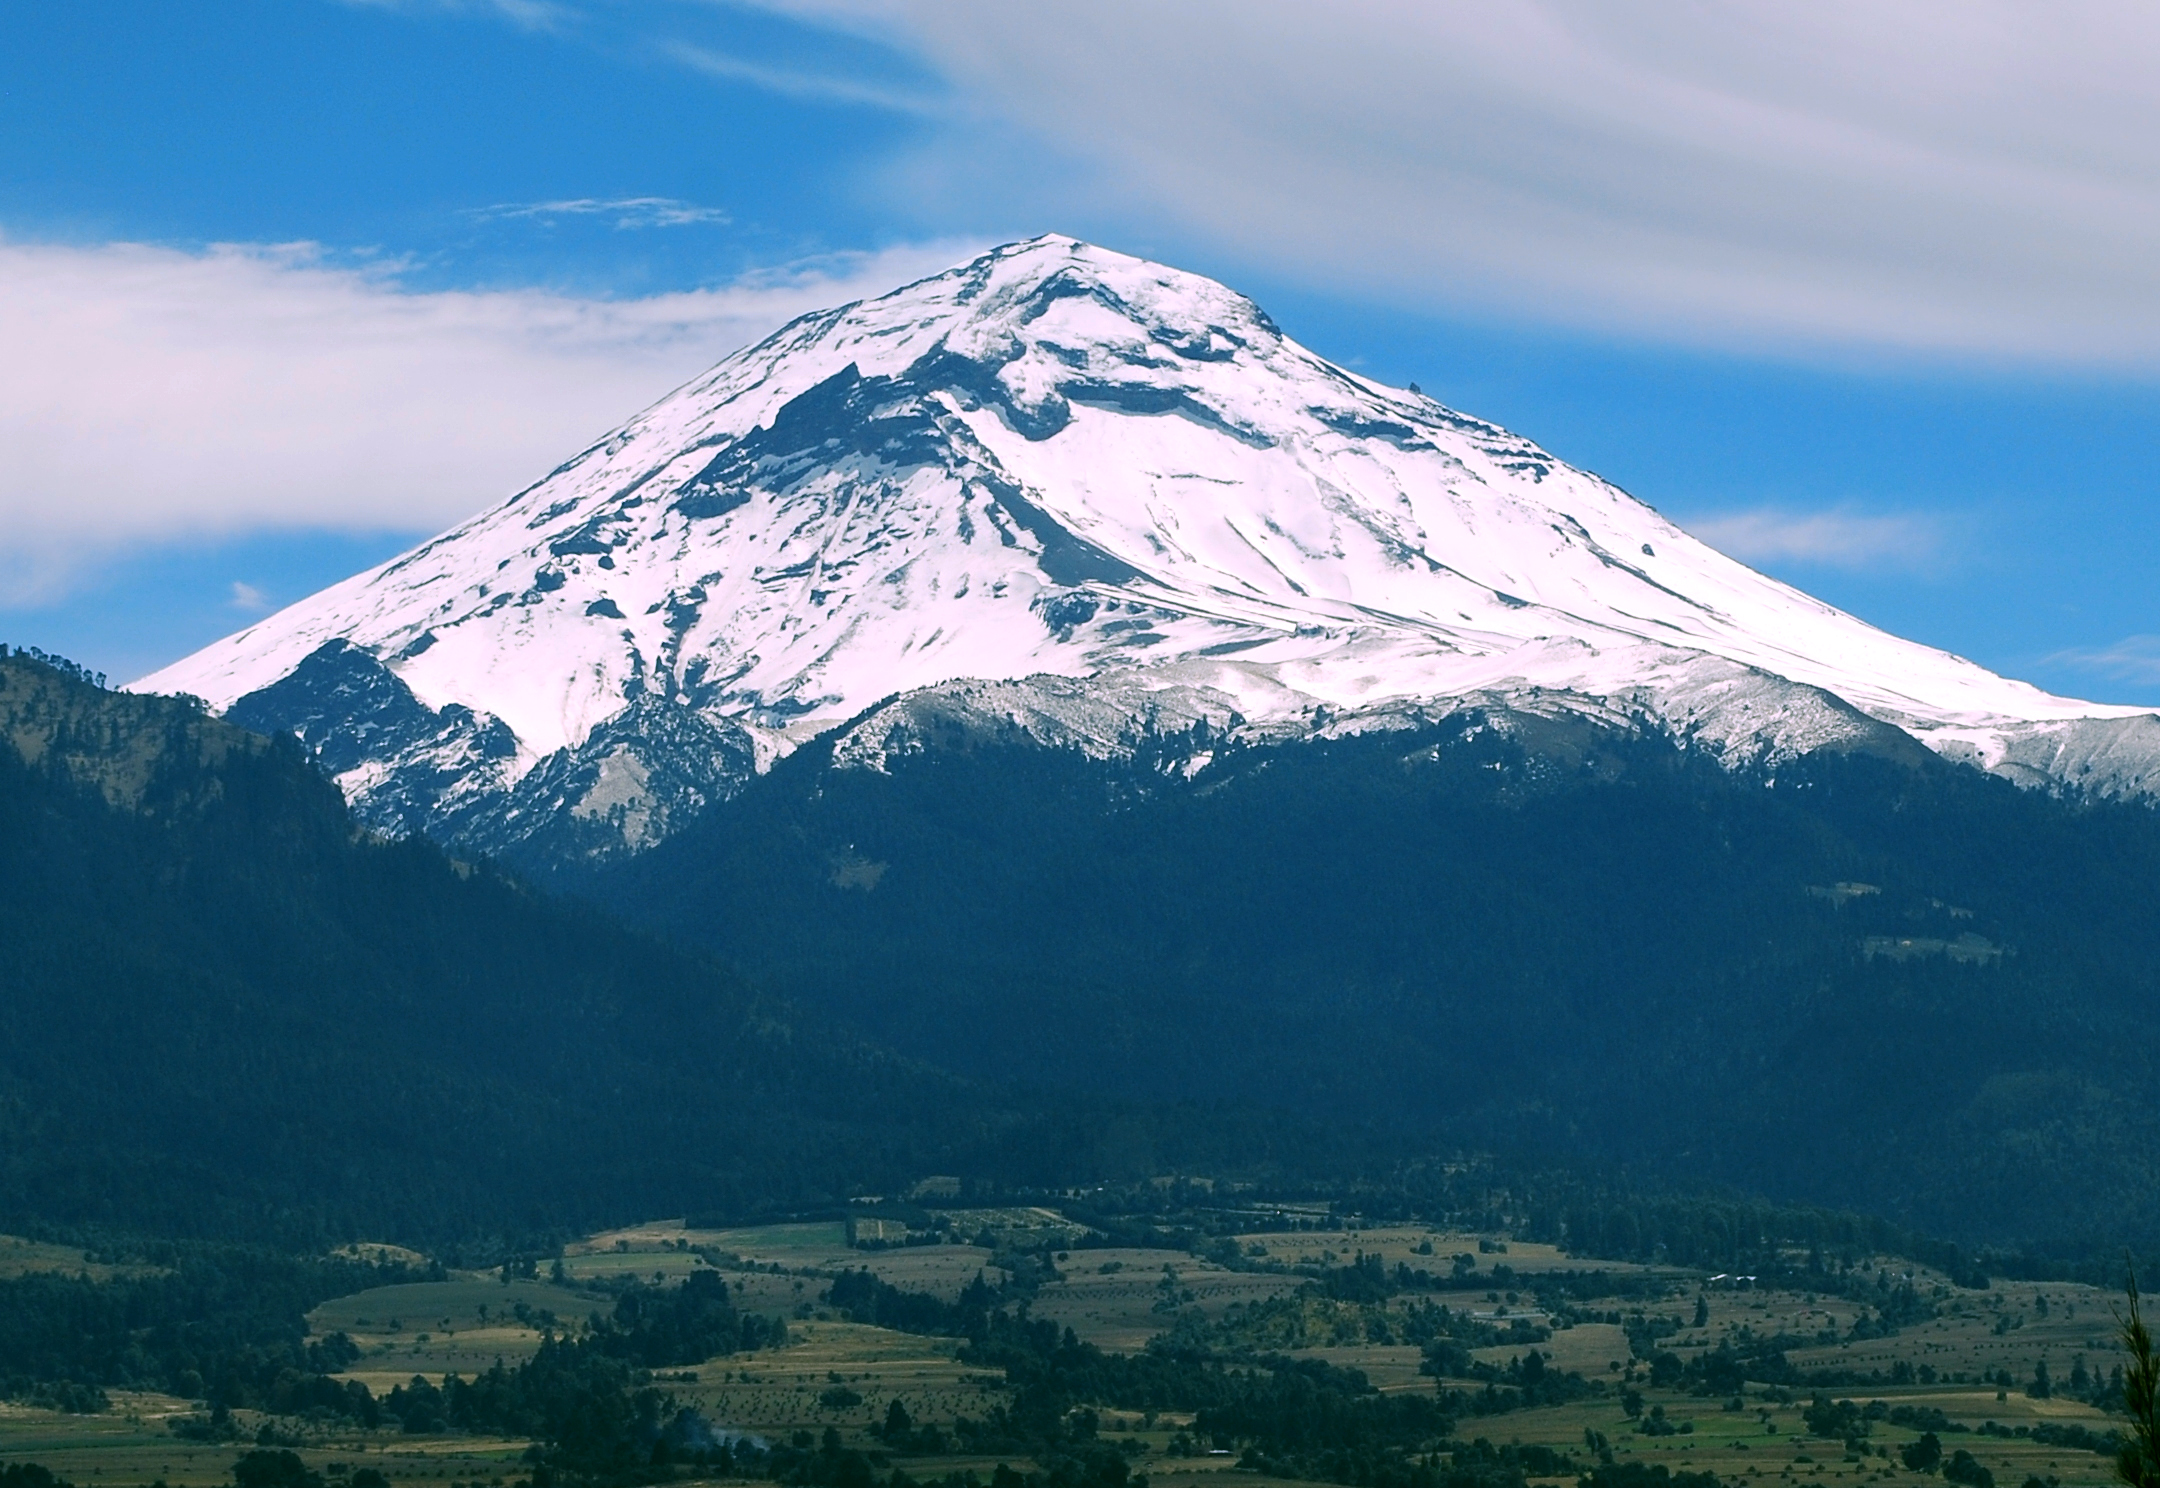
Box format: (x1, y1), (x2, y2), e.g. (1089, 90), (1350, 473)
(0, 1218), (2134, 1488)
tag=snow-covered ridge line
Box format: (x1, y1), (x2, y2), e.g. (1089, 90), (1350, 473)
(134, 235), (2160, 861)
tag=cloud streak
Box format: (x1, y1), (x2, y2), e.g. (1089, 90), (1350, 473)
(472, 197), (732, 229)
(2050, 635), (2160, 686)
(662, 40), (944, 114)
(1681, 507), (1947, 572)
(0, 234), (978, 604)
(740, 0), (2160, 364)
(338, 0), (575, 33)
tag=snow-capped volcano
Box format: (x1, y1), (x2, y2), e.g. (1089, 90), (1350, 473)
(138, 236), (2160, 858)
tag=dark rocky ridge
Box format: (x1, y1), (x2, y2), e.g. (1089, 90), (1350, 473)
(228, 640), (758, 865)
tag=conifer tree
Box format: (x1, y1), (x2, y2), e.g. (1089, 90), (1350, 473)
(2115, 1267), (2160, 1488)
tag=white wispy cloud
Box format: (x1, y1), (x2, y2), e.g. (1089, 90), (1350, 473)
(662, 40), (944, 115)
(336, 0), (575, 34)
(343, 1), (2160, 362)
(1681, 507), (1948, 571)
(731, 0), (2160, 364)
(228, 582), (272, 613)
(0, 234), (979, 605)
(2049, 635), (2160, 685)
(472, 197), (732, 229)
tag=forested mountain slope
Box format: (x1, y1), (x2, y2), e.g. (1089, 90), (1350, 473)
(581, 699), (2160, 1250)
(0, 648), (988, 1243)
(14, 641), (2160, 1259)
(0, 647), (1462, 1245)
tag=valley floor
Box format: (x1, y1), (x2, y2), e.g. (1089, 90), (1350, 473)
(0, 1215), (2131, 1488)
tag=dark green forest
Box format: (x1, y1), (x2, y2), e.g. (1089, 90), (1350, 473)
(12, 639), (2160, 1261)
(10, 642), (2160, 1257)
(581, 704), (2160, 1249)
(0, 648), (1512, 1247)
(0, 649), (998, 1244)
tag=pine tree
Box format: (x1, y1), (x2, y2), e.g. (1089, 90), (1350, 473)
(2115, 1267), (2160, 1488)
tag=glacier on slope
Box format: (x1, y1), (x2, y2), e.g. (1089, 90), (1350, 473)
(135, 235), (2160, 859)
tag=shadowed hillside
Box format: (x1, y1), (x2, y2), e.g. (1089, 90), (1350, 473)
(0, 648), (997, 1243)
(581, 704), (2160, 1250)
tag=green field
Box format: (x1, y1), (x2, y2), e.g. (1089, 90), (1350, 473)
(0, 1218), (2139, 1488)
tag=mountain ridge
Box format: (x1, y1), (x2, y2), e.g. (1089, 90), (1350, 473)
(582, 688), (2160, 1248)
(135, 234), (2160, 863)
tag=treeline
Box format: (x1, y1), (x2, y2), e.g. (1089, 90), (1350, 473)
(942, 1174), (2061, 1306)
(830, 1268), (1456, 1460)
(0, 1243), (425, 1412)
(599, 1271), (789, 1367)
(826, 1270), (1615, 1487)
(138, 1271), (790, 1484)
(1512, 1189), (1995, 1287)
(0, 1253), (1679, 1488)
(826, 1271), (1003, 1338)
(384, 1334), (735, 1477)
(375, 1272), (787, 1452)
(1173, 1279), (1549, 1360)
(0, 643), (107, 690)
(0, 1245), (788, 1486)
(964, 1315), (1470, 1488)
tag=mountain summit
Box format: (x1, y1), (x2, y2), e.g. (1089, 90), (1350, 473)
(139, 236), (2160, 861)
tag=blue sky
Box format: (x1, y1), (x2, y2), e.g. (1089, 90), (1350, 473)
(5, 0), (2160, 702)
